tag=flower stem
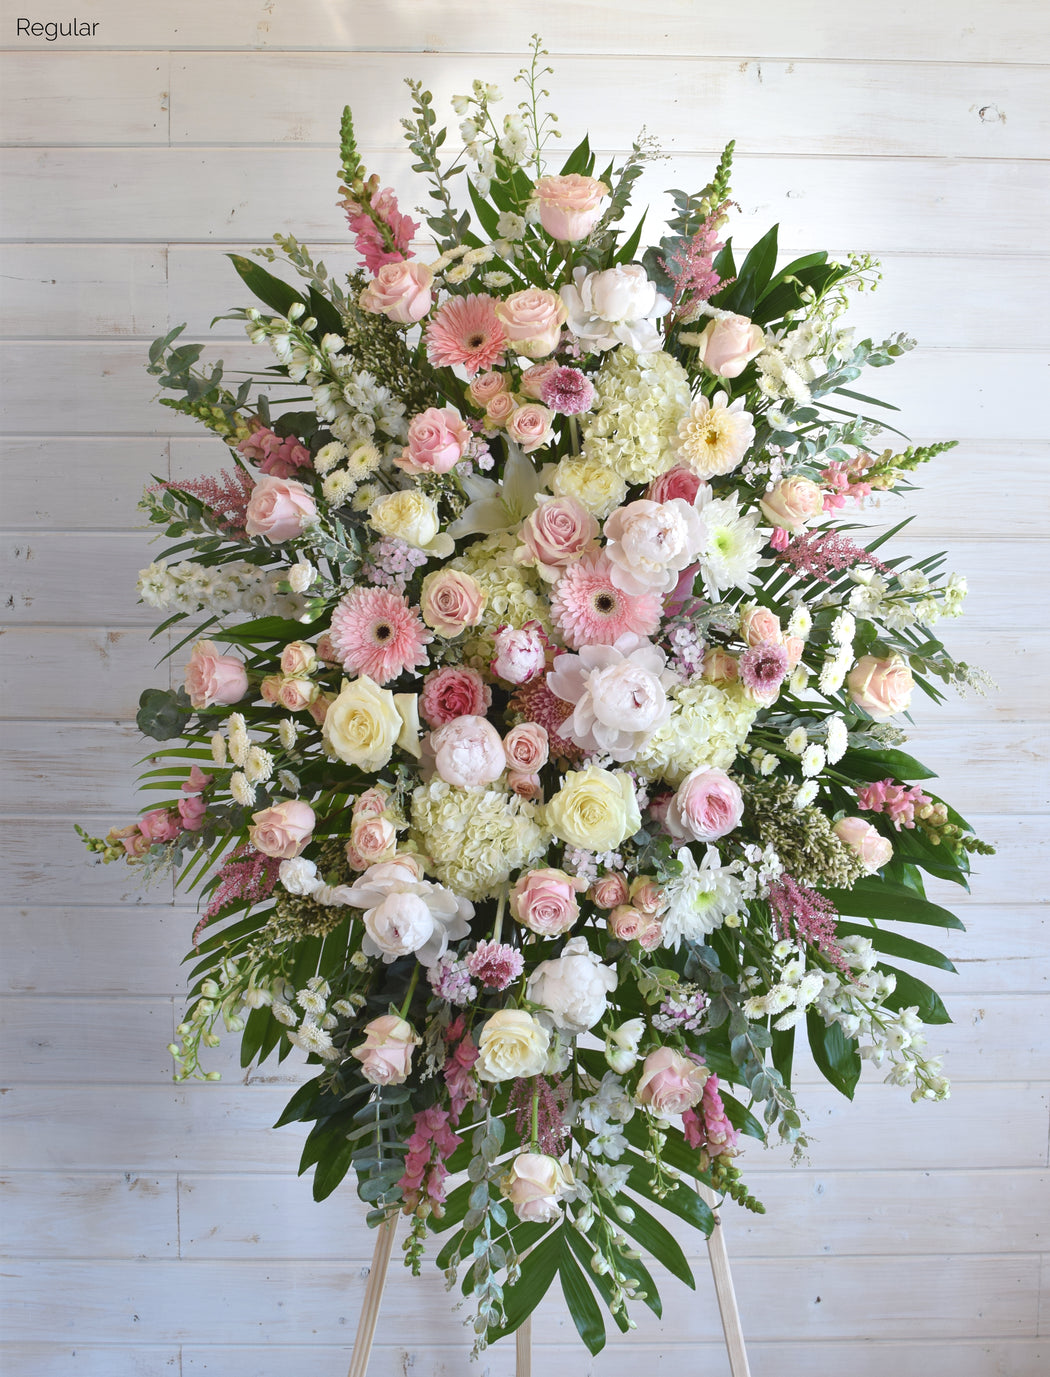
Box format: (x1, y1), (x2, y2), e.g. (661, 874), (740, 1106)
(399, 962), (421, 1019)
(530, 1082), (541, 1151)
(492, 881), (509, 946)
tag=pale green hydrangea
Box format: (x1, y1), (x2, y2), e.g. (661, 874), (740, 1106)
(581, 347), (691, 485)
(411, 780), (549, 901)
(635, 681), (758, 784)
(451, 532), (553, 668)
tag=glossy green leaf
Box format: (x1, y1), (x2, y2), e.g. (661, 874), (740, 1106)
(835, 921), (956, 973)
(806, 1011), (862, 1099)
(228, 254), (304, 318)
(825, 878), (964, 930)
(879, 965), (953, 1024)
(614, 1196), (694, 1289)
(558, 1231), (606, 1355)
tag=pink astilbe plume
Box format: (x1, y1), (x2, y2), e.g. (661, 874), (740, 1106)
(509, 1075), (570, 1157)
(662, 202), (733, 317)
(768, 873), (849, 973)
(775, 530), (889, 584)
(196, 845), (280, 945)
(343, 186), (418, 274)
(152, 469), (255, 534)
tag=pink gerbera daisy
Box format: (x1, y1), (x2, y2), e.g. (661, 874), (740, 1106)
(551, 552), (663, 648)
(425, 295), (507, 376)
(328, 587), (431, 685)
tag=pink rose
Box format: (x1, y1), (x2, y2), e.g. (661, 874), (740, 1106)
(491, 623), (547, 684)
(833, 816), (894, 873)
(177, 795), (207, 832)
(506, 403), (555, 453)
(352, 814), (398, 865)
(784, 636), (805, 670)
(315, 633), (339, 665)
(507, 770), (543, 801)
(430, 715), (506, 787)
(280, 641), (318, 676)
(244, 476), (317, 542)
(307, 693), (333, 726)
(350, 1014), (420, 1086)
(702, 647), (738, 683)
(397, 407), (471, 476)
(278, 678), (317, 712)
(511, 867), (587, 937)
(589, 872), (630, 910)
(484, 391), (518, 428)
(532, 173), (609, 241)
(354, 788), (389, 819)
(249, 799), (316, 859)
(503, 722), (550, 772)
(646, 466), (704, 506)
(469, 370), (508, 406)
(692, 314), (765, 379)
(759, 476), (825, 532)
(520, 361), (559, 400)
(181, 764), (213, 794)
(419, 666), (491, 729)
(665, 767), (744, 843)
(629, 876), (667, 918)
(607, 904), (663, 951)
(519, 497), (598, 578)
(635, 1047), (710, 1115)
(500, 1152), (573, 1223)
(359, 261), (433, 324)
(847, 654), (914, 721)
(740, 606), (782, 648)
(138, 808), (180, 843)
(420, 569), (486, 637)
(494, 289), (568, 359)
(259, 675), (282, 704)
(184, 640), (249, 710)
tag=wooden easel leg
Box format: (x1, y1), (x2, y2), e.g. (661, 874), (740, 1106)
(515, 1313), (532, 1376)
(346, 1214), (399, 1377)
(698, 1183), (751, 1377)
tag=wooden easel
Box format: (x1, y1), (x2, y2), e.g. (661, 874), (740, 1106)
(345, 1183), (750, 1376)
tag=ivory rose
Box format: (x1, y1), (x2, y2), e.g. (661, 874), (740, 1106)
(691, 313), (765, 379)
(369, 490), (450, 555)
(501, 1152), (574, 1223)
(359, 261), (433, 324)
(759, 476), (825, 531)
(847, 654), (915, 720)
(420, 569), (486, 637)
(635, 1047), (710, 1115)
(519, 496), (598, 580)
(532, 172), (609, 241)
(397, 407), (471, 476)
(511, 867), (587, 937)
(833, 816), (894, 873)
(665, 767), (744, 843)
(184, 640), (248, 710)
(475, 1009), (550, 1083)
(350, 1014), (421, 1085)
(526, 935), (618, 1034)
(244, 476), (317, 542)
(323, 676), (414, 771)
(503, 722), (549, 772)
(494, 288), (567, 358)
(546, 766), (642, 853)
(249, 799), (316, 859)
(430, 715), (506, 787)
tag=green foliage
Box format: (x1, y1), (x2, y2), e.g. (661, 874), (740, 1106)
(136, 687), (192, 742)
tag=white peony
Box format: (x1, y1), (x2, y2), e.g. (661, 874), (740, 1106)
(546, 635), (677, 762)
(344, 859), (473, 966)
(527, 936), (618, 1034)
(603, 496), (708, 597)
(560, 265), (670, 353)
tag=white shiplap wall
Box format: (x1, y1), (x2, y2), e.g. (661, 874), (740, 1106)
(1, 2), (1047, 1373)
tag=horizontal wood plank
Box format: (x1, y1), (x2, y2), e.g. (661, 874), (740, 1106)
(0, 245), (169, 339)
(0, 906), (194, 996)
(0, 1173), (178, 1258)
(0, 53), (170, 146)
(0, 439), (169, 528)
(0, 996), (176, 1084)
(0, 629), (172, 721)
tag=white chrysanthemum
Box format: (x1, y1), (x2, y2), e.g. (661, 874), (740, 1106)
(582, 348), (691, 484)
(322, 469), (357, 507)
(210, 731), (228, 765)
(352, 481), (383, 512)
(789, 666), (810, 694)
(230, 771), (256, 807)
(801, 743), (826, 778)
(831, 611), (856, 646)
(271, 1001), (297, 1027)
(819, 645), (852, 694)
(661, 845), (743, 949)
(345, 441), (382, 481)
(787, 604), (813, 640)
(277, 770), (300, 794)
(825, 714), (848, 764)
(759, 751), (779, 776)
(635, 682), (757, 784)
(291, 1019), (334, 1055)
(313, 441), (347, 475)
(793, 780), (819, 808)
(482, 270), (514, 289)
(278, 718), (298, 751)
(785, 726), (808, 755)
(296, 987), (327, 1016)
(674, 391), (755, 479)
(243, 746), (274, 784)
(742, 994), (769, 1019)
(228, 733), (249, 769)
(410, 780), (549, 902)
(697, 494), (764, 599)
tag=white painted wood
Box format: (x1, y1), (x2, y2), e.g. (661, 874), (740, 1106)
(3, 149), (1048, 255)
(0, 245), (169, 339)
(0, 438), (169, 528)
(0, 995), (176, 1083)
(0, 0), (1046, 62)
(0, 906), (194, 995)
(0, 1173), (178, 1257)
(0, 630), (172, 720)
(2, 1349), (180, 1377)
(0, 54), (170, 146)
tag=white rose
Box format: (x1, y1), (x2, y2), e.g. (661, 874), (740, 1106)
(501, 1152), (574, 1223)
(527, 935), (618, 1034)
(560, 265), (670, 353)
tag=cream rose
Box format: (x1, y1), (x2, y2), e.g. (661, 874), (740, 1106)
(369, 489), (452, 556)
(691, 314), (765, 379)
(475, 1009), (551, 1083)
(759, 476), (825, 531)
(532, 173), (609, 241)
(420, 569), (487, 637)
(545, 766), (642, 853)
(494, 289), (567, 359)
(501, 1152), (575, 1223)
(847, 654), (914, 721)
(323, 676), (407, 772)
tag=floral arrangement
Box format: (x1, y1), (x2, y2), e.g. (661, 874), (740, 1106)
(82, 43), (993, 1357)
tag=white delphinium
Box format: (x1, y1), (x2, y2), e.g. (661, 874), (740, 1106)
(496, 211), (526, 240)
